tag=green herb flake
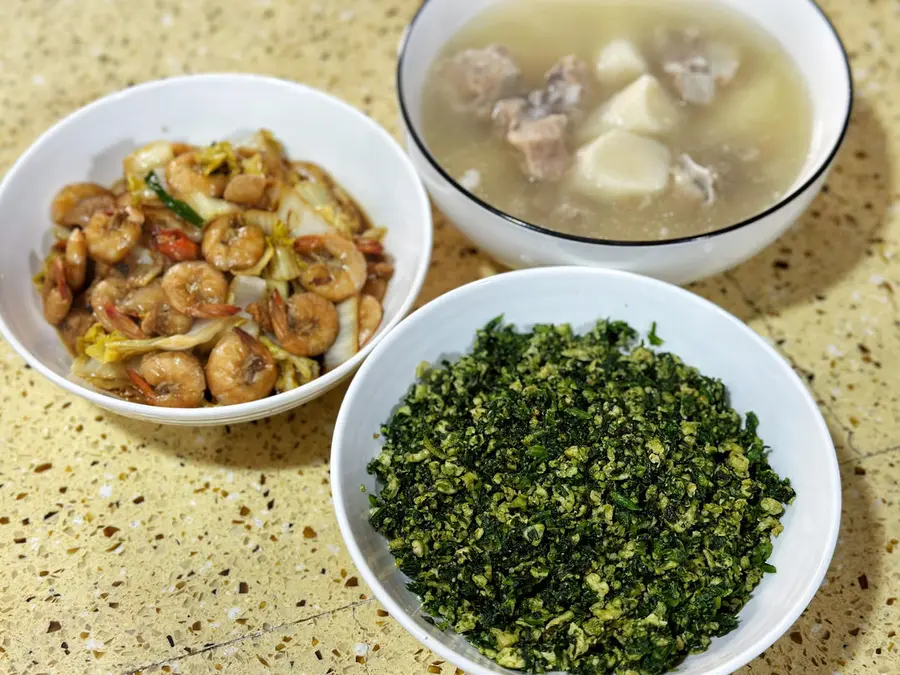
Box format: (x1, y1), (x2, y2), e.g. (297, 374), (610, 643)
(368, 318), (794, 674)
(648, 321), (664, 346)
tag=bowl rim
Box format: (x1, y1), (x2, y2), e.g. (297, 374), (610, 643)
(332, 266), (841, 675)
(0, 72), (433, 423)
(396, 0), (854, 248)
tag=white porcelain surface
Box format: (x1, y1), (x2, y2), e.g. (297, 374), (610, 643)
(332, 267), (840, 675)
(0, 74), (432, 425)
(398, 0), (852, 284)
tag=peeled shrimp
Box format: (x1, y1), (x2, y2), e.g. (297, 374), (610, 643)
(90, 277), (145, 338)
(223, 173), (268, 206)
(119, 284), (193, 337)
(51, 183), (116, 227)
(127, 351), (207, 408)
(201, 214), (267, 272)
(42, 257), (73, 325)
(293, 234), (366, 302)
(361, 260), (394, 303)
(161, 261), (239, 318)
(268, 290), (338, 357)
(165, 152), (228, 197)
(153, 226), (199, 262)
(358, 295), (383, 348)
(206, 328), (277, 405)
(64, 228), (88, 290)
(84, 205), (144, 264)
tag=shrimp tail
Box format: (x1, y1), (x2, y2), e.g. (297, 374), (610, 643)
(234, 326), (266, 355)
(268, 289), (289, 337)
(52, 258), (70, 296)
(103, 303), (146, 339)
(354, 238), (383, 256)
(126, 368), (157, 402)
(190, 303), (241, 318)
(154, 227), (199, 261)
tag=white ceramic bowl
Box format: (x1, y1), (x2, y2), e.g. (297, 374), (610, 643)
(397, 0), (852, 284)
(332, 267), (840, 675)
(0, 74), (432, 425)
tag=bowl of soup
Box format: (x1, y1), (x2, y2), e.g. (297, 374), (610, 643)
(398, 0), (852, 284)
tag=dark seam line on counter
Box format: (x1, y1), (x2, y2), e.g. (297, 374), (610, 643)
(723, 272), (863, 458)
(840, 444), (900, 465)
(120, 598), (375, 674)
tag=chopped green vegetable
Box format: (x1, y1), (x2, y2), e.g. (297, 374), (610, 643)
(144, 171), (205, 227)
(368, 318), (794, 675)
(648, 321), (664, 346)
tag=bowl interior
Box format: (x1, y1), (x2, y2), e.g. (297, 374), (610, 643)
(399, 0), (851, 219)
(333, 268), (839, 675)
(0, 74), (431, 423)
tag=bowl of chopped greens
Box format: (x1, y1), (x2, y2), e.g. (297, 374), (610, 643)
(331, 266), (840, 675)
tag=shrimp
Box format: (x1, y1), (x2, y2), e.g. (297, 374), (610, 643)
(223, 173), (268, 206)
(361, 260), (394, 302)
(268, 290), (338, 357)
(84, 205), (144, 264)
(246, 300), (273, 333)
(58, 307), (95, 355)
(154, 227), (199, 262)
(358, 295), (383, 348)
(64, 228), (88, 290)
(206, 328), (277, 405)
(120, 284), (193, 337)
(42, 257), (73, 325)
(127, 351), (207, 408)
(161, 261), (239, 318)
(51, 183), (116, 227)
(293, 234), (366, 302)
(165, 152), (228, 197)
(89, 277), (144, 338)
(201, 214), (267, 272)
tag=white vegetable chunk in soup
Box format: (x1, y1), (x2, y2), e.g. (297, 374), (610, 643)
(420, 0), (813, 241)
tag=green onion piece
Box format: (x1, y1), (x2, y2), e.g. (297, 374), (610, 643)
(144, 171), (205, 227)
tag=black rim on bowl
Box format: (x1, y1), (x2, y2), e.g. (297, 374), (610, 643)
(396, 0), (854, 248)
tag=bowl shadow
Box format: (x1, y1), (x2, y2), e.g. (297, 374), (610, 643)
(103, 383), (351, 470)
(696, 96), (892, 321)
(737, 444), (885, 673)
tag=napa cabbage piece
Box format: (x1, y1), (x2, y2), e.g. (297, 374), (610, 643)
(323, 296), (359, 372)
(291, 162), (366, 236)
(260, 336), (320, 392)
(183, 192), (240, 222)
(71, 356), (132, 391)
(82, 317), (243, 363)
(276, 184), (334, 236)
(265, 220), (304, 281)
(124, 142), (175, 202)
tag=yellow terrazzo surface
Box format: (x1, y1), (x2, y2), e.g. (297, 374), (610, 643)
(0, 0), (897, 673)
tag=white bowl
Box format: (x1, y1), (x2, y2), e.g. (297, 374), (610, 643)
(0, 74), (432, 425)
(332, 267), (840, 675)
(397, 0), (852, 284)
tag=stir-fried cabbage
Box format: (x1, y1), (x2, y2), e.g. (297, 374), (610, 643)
(323, 295), (359, 372)
(292, 162), (366, 236)
(196, 141), (238, 176)
(234, 242), (274, 278)
(127, 247), (165, 287)
(276, 184), (333, 236)
(260, 336), (320, 393)
(82, 317), (242, 363)
(71, 356), (132, 391)
(183, 192), (240, 222)
(264, 220), (304, 281)
(124, 142), (175, 202)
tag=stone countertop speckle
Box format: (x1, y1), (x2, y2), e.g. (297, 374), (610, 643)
(0, 0), (897, 673)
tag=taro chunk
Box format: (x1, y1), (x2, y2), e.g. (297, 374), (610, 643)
(506, 114), (571, 182)
(573, 129), (671, 199)
(595, 39), (648, 89)
(439, 45), (521, 119)
(672, 154), (717, 205)
(580, 75), (680, 141)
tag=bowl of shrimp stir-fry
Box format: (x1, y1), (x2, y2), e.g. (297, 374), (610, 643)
(0, 75), (432, 424)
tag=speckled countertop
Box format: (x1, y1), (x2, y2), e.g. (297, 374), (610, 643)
(0, 0), (897, 673)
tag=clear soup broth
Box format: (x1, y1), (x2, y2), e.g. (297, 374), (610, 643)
(420, 0), (813, 241)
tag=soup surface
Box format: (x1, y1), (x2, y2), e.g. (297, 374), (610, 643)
(420, 0), (813, 241)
